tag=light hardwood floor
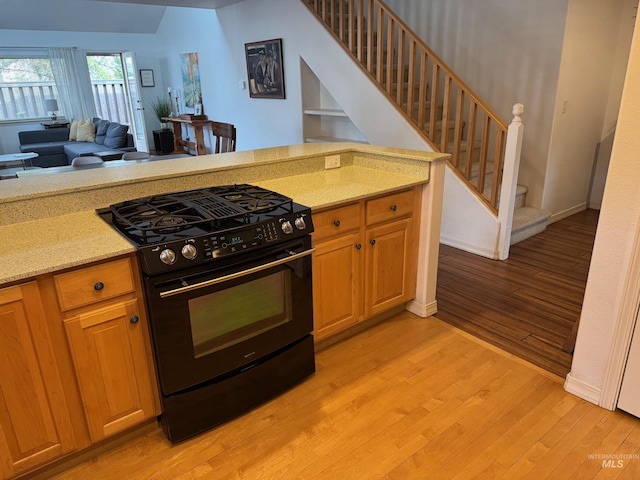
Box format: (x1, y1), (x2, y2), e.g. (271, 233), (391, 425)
(39, 312), (640, 480)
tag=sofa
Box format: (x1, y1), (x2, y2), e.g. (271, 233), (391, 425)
(18, 118), (136, 167)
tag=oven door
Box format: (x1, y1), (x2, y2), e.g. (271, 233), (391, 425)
(144, 237), (314, 396)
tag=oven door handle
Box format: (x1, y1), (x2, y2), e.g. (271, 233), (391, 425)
(159, 248), (315, 298)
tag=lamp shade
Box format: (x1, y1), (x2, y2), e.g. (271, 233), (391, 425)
(45, 99), (58, 111)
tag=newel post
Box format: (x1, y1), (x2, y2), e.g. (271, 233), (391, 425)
(497, 103), (525, 260)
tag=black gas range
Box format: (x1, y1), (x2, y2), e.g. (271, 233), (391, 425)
(98, 183), (313, 276)
(97, 184), (316, 443)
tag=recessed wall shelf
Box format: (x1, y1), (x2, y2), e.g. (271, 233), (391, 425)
(301, 60), (368, 145)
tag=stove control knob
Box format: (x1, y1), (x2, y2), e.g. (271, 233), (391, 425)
(281, 220), (293, 235)
(160, 248), (176, 265)
(294, 217), (307, 230)
(181, 244), (198, 260)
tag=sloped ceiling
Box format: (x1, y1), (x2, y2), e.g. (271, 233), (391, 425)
(0, 0), (246, 34)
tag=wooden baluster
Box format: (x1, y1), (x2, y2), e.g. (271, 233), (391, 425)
(440, 74), (452, 152)
(366, 1), (374, 72)
(348, 0), (355, 53)
(452, 89), (465, 169)
(406, 38), (415, 119)
(428, 64), (439, 140)
(465, 101), (477, 178)
(490, 128), (506, 207)
(417, 50), (428, 128)
(396, 28), (406, 101)
(386, 18), (395, 94)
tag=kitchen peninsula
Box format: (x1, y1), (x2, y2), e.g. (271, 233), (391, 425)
(0, 143), (447, 479)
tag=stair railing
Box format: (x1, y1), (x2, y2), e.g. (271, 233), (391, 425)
(302, 0), (516, 214)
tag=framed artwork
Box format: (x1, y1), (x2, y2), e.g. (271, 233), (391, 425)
(180, 52), (202, 108)
(245, 38), (285, 99)
(139, 69), (155, 87)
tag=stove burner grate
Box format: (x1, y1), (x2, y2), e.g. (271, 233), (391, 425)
(107, 184), (294, 245)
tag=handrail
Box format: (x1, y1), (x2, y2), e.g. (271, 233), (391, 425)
(302, 0), (509, 212)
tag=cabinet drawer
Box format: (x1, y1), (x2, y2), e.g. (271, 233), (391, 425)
(366, 189), (415, 226)
(312, 203), (361, 242)
(54, 257), (136, 311)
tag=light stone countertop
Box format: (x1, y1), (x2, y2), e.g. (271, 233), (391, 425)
(0, 143), (448, 285)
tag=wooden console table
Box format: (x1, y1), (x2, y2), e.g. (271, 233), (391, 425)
(162, 116), (213, 156)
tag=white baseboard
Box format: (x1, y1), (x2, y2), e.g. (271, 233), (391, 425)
(564, 372), (604, 407)
(549, 203), (587, 223)
(406, 299), (438, 318)
(439, 235), (497, 259)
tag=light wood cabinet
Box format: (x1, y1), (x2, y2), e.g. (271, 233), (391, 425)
(0, 282), (76, 478)
(53, 257), (159, 444)
(312, 187), (420, 341)
(64, 299), (157, 442)
(313, 231), (363, 340)
(364, 218), (414, 318)
(364, 189), (417, 318)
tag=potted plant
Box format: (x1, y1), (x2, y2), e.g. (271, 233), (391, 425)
(150, 97), (171, 129)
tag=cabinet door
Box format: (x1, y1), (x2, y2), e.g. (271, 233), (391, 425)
(64, 299), (156, 442)
(313, 232), (362, 341)
(0, 283), (76, 478)
(364, 218), (415, 318)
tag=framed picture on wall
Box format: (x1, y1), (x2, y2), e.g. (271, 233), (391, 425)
(244, 38), (285, 99)
(139, 69), (155, 87)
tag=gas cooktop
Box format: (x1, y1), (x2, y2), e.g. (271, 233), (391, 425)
(98, 184), (313, 275)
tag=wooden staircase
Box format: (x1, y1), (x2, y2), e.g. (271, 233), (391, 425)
(302, 0), (549, 248)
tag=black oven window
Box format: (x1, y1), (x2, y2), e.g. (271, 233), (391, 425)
(188, 270), (292, 358)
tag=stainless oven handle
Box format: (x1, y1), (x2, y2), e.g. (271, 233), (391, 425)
(159, 248), (315, 298)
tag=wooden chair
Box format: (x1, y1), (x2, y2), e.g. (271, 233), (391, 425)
(211, 121), (236, 153)
(122, 151), (150, 160)
(71, 156), (103, 166)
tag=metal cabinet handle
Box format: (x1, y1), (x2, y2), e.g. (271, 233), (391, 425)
(355, 243), (362, 250)
(94, 282), (104, 291)
(334, 220), (341, 227)
(391, 205), (398, 212)
(370, 239), (376, 246)
(130, 315), (140, 324)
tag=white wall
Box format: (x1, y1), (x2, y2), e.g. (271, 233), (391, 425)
(155, 3), (306, 152)
(544, 0), (627, 220)
(383, 0), (634, 221)
(384, 0), (568, 211)
(568, 18), (640, 405)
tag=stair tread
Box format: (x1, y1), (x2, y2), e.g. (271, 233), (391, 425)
(512, 207), (551, 230)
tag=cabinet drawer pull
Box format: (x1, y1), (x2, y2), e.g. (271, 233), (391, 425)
(333, 220), (341, 227)
(130, 315), (140, 324)
(94, 282), (105, 291)
(355, 243), (362, 250)
(370, 239), (376, 246)
(391, 205), (398, 212)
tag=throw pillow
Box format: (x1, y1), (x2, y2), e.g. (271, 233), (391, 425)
(76, 119), (96, 142)
(69, 119), (79, 141)
(94, 119), (110, 145)
(103, 122), (129, 149)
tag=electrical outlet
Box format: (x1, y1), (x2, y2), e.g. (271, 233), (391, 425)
(325, 155), (340, 169)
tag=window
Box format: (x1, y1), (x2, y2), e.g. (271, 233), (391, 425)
(0, 56), (59, 121)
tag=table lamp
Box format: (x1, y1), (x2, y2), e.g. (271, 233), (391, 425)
(45, 99), (59, 121)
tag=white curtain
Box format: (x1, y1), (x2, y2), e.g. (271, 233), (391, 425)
(48, 47), (95, 121)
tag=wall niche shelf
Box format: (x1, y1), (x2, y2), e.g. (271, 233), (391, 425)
(301, 60), (368, 145)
